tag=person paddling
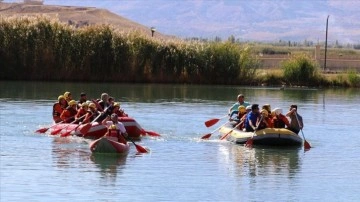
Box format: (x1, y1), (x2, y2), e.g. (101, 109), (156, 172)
(262, 104), (272, 119)
(245, 104), (260, 132)
(83, 103), (99, 123)
(53, 95), (67, 123)
(75, 102), (89, 122)
(228, 94), (251, 116)
(286, 104), (303, 134)
(236, 105), (247, 130)
(77, 92), (87, 108)
(112, 102), (128, 117)
(256, 109), (273, 130)
(102, 114), (128, 144)
(60, 100), (77, 123)
(98, 93), (111, 111)
(272, 108), (290, 128)
(63, 91), (72, 106)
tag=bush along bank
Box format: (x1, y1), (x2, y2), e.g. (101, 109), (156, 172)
(259, 53), (360, 88)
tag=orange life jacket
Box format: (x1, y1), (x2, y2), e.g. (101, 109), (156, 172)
(60, 107), (77, 123)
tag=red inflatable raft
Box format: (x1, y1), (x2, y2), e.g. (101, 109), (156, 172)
(50, 117), (144, 140)
(90, 137), (130, 154)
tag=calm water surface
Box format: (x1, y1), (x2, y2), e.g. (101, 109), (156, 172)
(0, 81), (359, 201)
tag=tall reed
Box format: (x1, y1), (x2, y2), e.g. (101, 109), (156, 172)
(0, 16), (259, 84)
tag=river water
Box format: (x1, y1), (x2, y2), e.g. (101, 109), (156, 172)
(0, 81), (359, 201)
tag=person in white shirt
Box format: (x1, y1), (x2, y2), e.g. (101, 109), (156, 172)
(101, 113), (128, 143)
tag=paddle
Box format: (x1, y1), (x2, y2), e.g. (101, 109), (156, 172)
(61, 107), (114, 138)
(59, 115), (91, 137)
(245, 116), (263, 148)
(141, 129), (161, 137)
(201, 121), (230, 139)
(102, 124), (149, 153)
(204, 115), (228, 128)
(219, 122), (242, 140)
(126, 136), (149, 153)
(245, 130), (256, 148)
(60, 120), (92, 137)
(87, 104), (113, 125)
(36, 120), (64, 133)
(295, 112), (311, 150)
(60, 122), (84, 137)
(51, 114), (87, 135)
(92, 99), (103, 112)
(35, 116), (76, 133)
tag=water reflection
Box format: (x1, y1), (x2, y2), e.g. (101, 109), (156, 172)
(282, 88), (319, 102)
(1, 81), (359, 106)
(0, 81), (259, 102)
(51, 136), (127, 182)
(51, 137), (78, 169)
(220, 144), (302, 178)
(90, 154), (127, 180)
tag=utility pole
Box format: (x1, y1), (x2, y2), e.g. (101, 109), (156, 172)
(324, 15), (329, 71)
(150, 27), (156, 37)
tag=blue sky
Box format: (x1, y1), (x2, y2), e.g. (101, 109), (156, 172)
(5, 0), (360, 43)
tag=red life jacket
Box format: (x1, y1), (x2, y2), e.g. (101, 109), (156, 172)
(108, 126), (120, 138)
(273, 117), (285, 128)
(76, 108), (88, 120)
(108, 125), (126, 144)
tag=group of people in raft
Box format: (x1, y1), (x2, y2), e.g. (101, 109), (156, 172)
(228, 94), (304, 134)
(52, 91), (129, 144)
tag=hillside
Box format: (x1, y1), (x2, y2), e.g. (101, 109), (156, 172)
(0, 2), (172, 39)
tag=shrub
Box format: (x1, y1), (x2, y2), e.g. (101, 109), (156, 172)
(347, 71), (360, 87)
(281, 53), (321, 86)
(262, 47), (289, 55)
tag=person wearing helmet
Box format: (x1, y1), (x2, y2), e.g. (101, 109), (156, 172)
(235, 105), (247, 130)
(237, 105), (246, 120)
(111, 102), (128, 117)
(63, 91), (72, 105)
(75, 102), (89, 122)
(272, 108), (290, 129)
(52, 95), (67, 123)
(102, 113), (128, 144)
(60, 100), (77, 123)
(83, 103), (99, 123)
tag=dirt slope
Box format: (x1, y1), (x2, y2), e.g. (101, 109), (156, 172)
(0, 2), (171, 39)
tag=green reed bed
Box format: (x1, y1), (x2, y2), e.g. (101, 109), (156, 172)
(0, 16), (259, 84)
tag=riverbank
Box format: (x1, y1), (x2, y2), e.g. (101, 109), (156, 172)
(1, 3), (359, 87)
